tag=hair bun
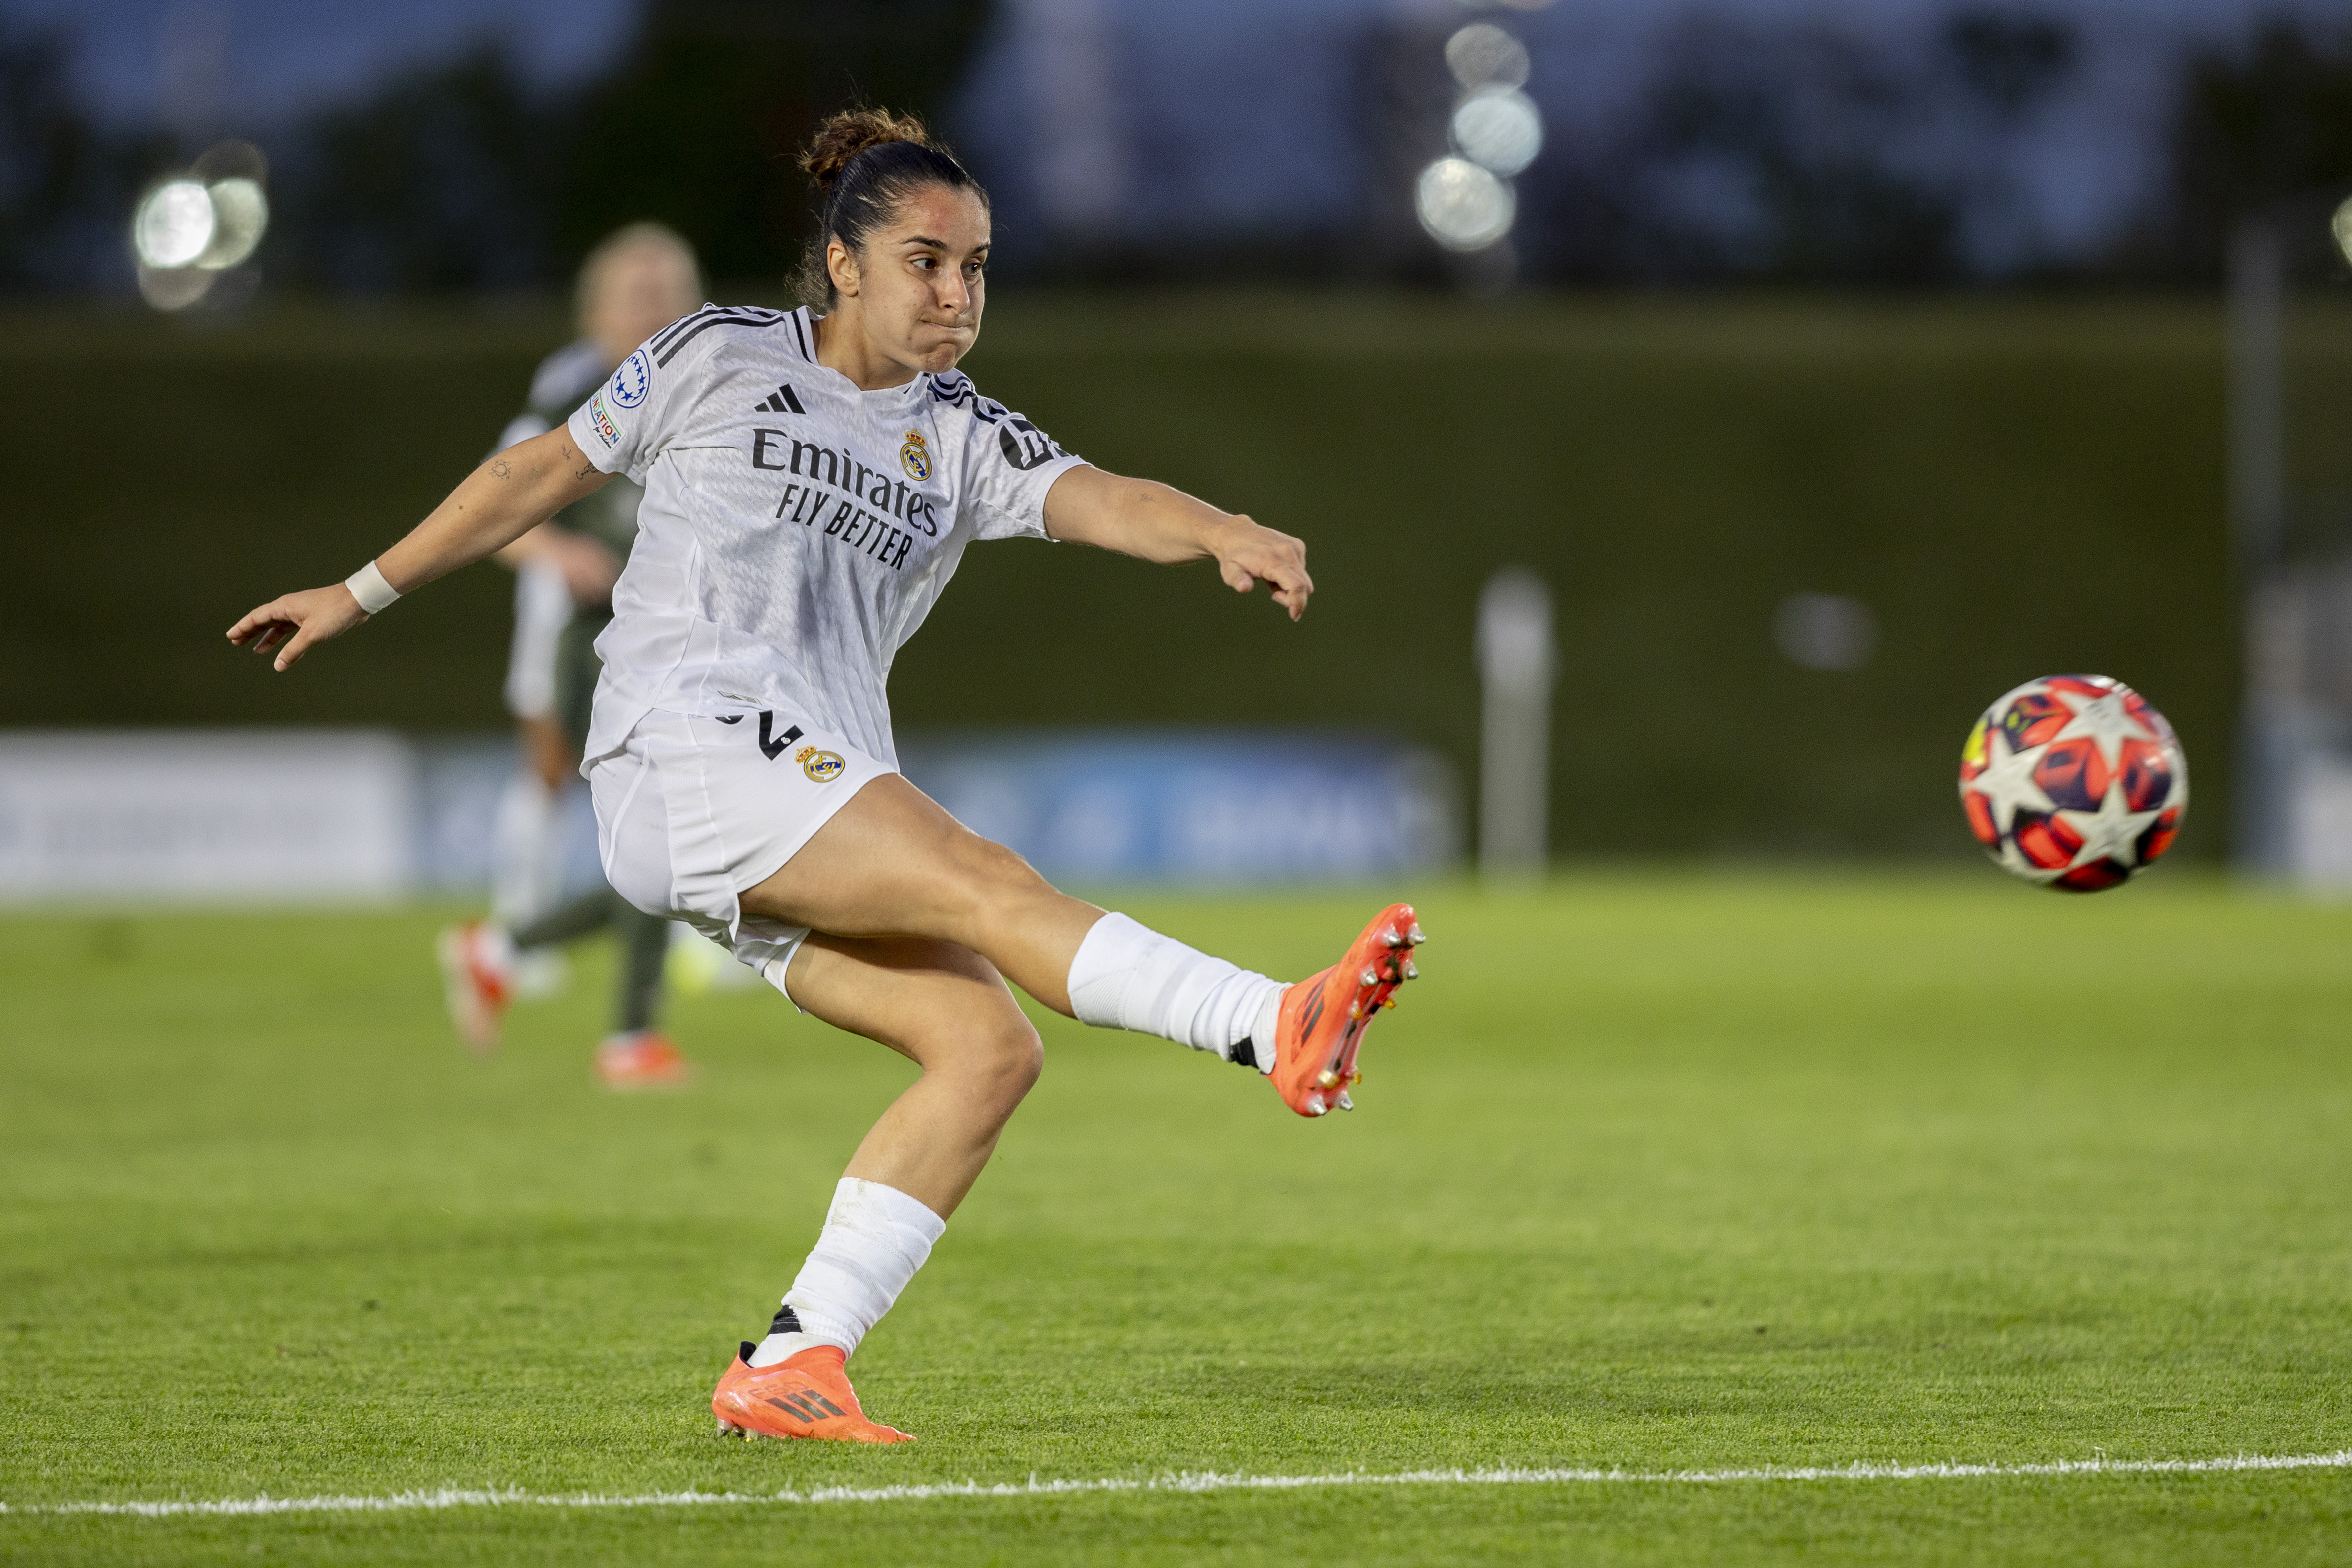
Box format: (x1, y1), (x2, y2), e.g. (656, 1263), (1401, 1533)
(801, 108), (934, 194)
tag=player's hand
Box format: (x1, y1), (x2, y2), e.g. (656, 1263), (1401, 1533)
(1212, 517), (1313, 621)
(226, 584), (369, 672)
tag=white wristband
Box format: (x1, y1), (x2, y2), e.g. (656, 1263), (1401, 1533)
(344, 561), (401, 614)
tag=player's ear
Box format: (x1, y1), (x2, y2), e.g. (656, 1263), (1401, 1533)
(827, 238), (860, 299)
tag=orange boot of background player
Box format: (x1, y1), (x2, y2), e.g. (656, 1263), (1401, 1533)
(594, 1029), (690, 1089)
(434, 919), (512, 1053)
(711, 1343), (913, 1443)
(1268, 902), (1424, 1118)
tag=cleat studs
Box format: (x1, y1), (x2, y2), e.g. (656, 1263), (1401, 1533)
(1316, 1068), (1340, 1088)
(1403, 960), (1419, 980)
(1304, 1091), (1325, 1114)
(1380, 995), (1396, 1010)
(1348, 1001), (1362, 1020)
(1407, 923), (1426, 945)
(1337, 1090), (1355, 1110)
(1380, 931), (1402, 948)
(1360, 966), (1378, 987)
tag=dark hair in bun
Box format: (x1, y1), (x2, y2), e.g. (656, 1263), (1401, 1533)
(793, 108), (988, 308)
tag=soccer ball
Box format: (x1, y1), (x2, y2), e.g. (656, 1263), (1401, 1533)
(1957, 674), (2187, 892)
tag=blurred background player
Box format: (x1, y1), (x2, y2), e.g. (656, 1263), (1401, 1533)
(439, 222), (705, 1088)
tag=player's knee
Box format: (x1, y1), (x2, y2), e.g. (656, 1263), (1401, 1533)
(942, 832), (1053, 930)
(960, 1008), (1043, 1108)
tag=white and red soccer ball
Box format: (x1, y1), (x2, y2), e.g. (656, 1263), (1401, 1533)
(1958, 674), (2187, 892)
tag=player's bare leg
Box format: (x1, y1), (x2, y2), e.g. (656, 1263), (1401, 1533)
(740, 775), (1100, 1011)
(739, 773), (1423, 1103)
(711, 932), (1040, 1443)
(787, 933), (1043, 1218)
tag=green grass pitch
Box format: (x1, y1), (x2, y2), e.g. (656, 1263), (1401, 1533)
(3, 874), (2349, 1564)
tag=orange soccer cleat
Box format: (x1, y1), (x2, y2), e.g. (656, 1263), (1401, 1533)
(711, 1343), (913, 1444)
(435, 920), (512, 1054)
(594, 1030), (691, 1089)
(1267, 902), (1424, 1118)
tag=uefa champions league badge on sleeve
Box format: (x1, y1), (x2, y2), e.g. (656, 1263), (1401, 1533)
(609, 349), (651, 409)
(1957, 674), (2186, 892)
(795, 746), (845, 783)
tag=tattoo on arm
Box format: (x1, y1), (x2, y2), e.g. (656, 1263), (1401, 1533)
(558, 433), (598, 482)
(489, 458), (512, 480)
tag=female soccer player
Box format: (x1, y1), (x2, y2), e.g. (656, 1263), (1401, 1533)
(230, 109), (1423, 1445)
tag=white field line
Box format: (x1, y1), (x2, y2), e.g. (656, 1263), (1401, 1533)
(4, 1449), (2348, 1520)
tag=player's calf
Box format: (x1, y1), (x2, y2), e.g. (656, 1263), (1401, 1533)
(1062, 901), (1424, 1115)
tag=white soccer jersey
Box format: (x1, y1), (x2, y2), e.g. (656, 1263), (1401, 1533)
(565, 304), (1085, 770)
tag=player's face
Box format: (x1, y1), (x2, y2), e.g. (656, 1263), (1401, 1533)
(841, 184), (990, 376)
(588, 248), (700, 365)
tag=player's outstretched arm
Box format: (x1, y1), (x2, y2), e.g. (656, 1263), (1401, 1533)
(1042, 465), (1313, 622)
(227, 428), (613, 672)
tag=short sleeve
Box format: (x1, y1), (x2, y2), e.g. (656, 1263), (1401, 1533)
(565, 336), (676, 483)
(958, 397), (1086, 542)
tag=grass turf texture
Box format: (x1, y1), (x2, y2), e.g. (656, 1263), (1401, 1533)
(2, 875), (2349, 1564)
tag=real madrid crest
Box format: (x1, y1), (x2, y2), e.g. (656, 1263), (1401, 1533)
(794, 745), (846, 784)
(899, 429), (931, 483)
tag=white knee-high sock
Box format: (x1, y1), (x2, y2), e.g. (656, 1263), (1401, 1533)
(489, 769), (559, 926)
(1066, 913), (1287, 1073)
(749, 1178), (945, 1366)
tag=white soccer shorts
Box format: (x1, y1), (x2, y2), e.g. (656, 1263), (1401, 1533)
(588, 709), (892, 998)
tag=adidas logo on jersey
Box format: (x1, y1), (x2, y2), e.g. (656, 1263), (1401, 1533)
(755, 384), (807, 415)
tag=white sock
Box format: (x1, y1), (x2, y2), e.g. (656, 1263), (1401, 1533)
(489, 770), (560, 926)
(1067, 912), (1287, 1073)
(748, 1178), (945, 1366)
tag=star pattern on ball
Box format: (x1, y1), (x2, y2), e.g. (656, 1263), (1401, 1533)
(2048, 687), (2153, 771)
(1994, 835), (2055, 883)
(2058, 779), (2163, 870)
(1963, 727), (2055, 838)
(1960, 675), (2187, 891)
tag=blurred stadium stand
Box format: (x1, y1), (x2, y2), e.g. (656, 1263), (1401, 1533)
(0, 729), (1452, 902)
(12, 0), (2352, 886)
(0, 292), (2253, 864)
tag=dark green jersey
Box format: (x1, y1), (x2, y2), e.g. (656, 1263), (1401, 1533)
(500, 338), (645, 563)
(498, 339), (646, 740)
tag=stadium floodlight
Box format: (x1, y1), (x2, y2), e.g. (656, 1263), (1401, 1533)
(132, 179), (215, 269)
(2333, 195), (2352, 269)
(1445, 23), (1530, 90)
(1451, 88), (1543, 177)
(136, 262), (214, 311)
(1416, 157), (1515, 252)
(195, 178), (268, 270)
(129, 145), (271, 312)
